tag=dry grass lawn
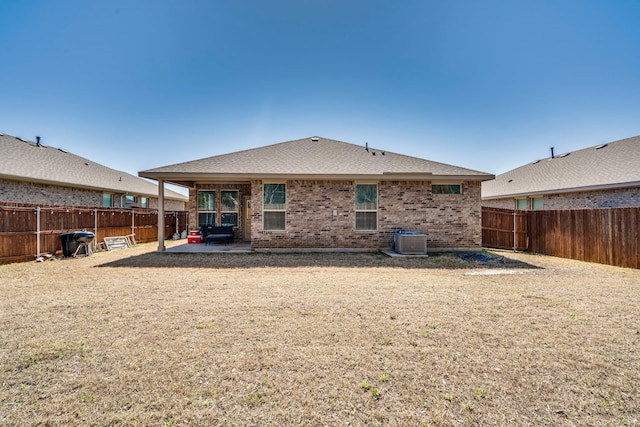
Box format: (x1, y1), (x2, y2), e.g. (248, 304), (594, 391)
(1, 242), (639, 426)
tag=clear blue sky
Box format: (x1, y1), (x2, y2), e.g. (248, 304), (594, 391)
(2, 0), (639, 195)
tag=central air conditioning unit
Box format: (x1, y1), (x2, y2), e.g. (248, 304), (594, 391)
(394, 230), (427, 255)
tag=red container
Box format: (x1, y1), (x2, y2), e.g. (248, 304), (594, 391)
(189, 230), (200, 236)
(188, 235), (202, 244)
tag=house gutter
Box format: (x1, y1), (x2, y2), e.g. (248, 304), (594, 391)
(139, 172), (495, 185)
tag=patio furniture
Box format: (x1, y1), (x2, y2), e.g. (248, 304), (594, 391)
(200, 225), (234, 245)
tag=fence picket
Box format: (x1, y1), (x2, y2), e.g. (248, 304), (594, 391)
(483, 206), (640, 269)
(0, 202), (187, 264)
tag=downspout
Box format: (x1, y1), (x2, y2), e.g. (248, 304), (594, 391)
(157, 179), (165, 251)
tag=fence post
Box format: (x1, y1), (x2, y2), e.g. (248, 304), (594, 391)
(36, 206), (41, 258)
(94, 209), (98, 252)
(513, 211), (516, 252)
(131, 210), (135, 237)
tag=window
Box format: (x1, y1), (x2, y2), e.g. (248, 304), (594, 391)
(516, 198), (528, 210)
(432, 184), (461, 195)
(263, 183), (286, 231)
(140, 197), (149, 208)
(125, 195), (136, 204)
(197, 190), (216, 226)
(103, 193), (113, 207)
(532, 197), (544, 210)
(355, 183), (377, 231)
(221, 190), (239, 227)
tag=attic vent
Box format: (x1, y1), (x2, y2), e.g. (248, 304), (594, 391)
(532, 160), (541, 164)
(311, 137), (319, 141)
(16, 137), (27, 142)
(508, 179), (513, 183)
(558, 152), (571, 158)
(595, 144), (608, 149)
(57, 148), (67, 153)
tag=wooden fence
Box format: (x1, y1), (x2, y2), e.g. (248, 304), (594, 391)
(481, 208), (528, 250)
(0, 202), (188, 264)
(482, 206), (640, 269)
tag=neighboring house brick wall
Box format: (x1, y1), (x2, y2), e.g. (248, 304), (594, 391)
(148, 198), (186, 211)
(0, 178), (102, 206)
(543, 187), (640, 209)
(481, 198), (515, 209)
(250, 179), (482, 250)
(482, 186), (640, 210)
(0, 178), (186, 210)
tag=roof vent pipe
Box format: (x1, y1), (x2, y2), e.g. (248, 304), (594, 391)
(36, 136), (41, 147)
(550, 147), (555, 158)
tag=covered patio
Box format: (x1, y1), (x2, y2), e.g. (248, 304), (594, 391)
(165, 241), (252, 253)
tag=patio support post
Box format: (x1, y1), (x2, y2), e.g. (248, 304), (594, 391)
(157, 179), (165, 252)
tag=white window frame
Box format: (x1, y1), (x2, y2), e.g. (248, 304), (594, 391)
(355, 182), (378, 231)
(263, 183), (286, 231)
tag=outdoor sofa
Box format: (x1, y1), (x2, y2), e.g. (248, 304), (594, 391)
(200, 225), (234, 245)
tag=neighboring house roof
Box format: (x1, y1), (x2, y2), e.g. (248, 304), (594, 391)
(0, 132), (187, 201)
(482, 135), (640, 200)
(139, 136), (494, 185)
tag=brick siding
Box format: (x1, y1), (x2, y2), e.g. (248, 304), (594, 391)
(1, 179), (102, 206)
(249, 179), (482, 250)
(543, 187), (640, 209)
(148, 198), (186, 211)
(481, 198), (516, 209)
(0, 178), (185, 210)
(482, 186), (640, 210)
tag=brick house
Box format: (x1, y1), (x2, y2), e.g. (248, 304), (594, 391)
(482, 135), (640, 210)
(0, 132), (187, 210)
(139, 136), (494, 251)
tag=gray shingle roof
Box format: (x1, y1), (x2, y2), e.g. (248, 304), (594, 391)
(482, 135), (640, 199)
(140, 136), (493, 182)
(0, 133), (187, 201)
